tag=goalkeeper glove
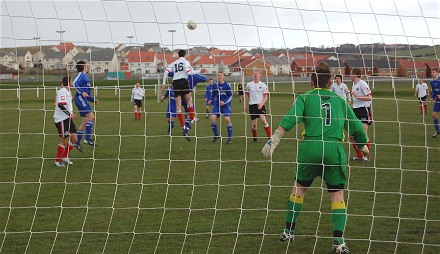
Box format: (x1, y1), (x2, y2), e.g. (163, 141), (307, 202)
(262, 129), (284, 158)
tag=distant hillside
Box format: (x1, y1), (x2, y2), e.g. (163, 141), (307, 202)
(395, 45), (440, 59)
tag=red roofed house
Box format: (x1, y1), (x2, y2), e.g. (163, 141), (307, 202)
(291, 59), (318, 77)
(190, 54), (217, 74)
(126, 51), (157, 74)
(156, 53), (178, 72)
(51, 42), (79, 56)
(217, 56), (239, 75)
(425, 61), (440, 78)
(397, 60), (427, 78)
(231, 57), (272, 77)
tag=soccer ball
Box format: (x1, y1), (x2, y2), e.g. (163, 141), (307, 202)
(187, 20), (197, 30)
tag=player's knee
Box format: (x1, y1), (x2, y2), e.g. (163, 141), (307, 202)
(326, 183), (344, 192)
(87, 113), (95, 121)
(70, 134), (78, 144)
(60, 138), (68, 146)
(296, 179), (313, 188)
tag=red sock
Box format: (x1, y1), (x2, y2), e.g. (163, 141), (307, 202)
(419, 105), (423, 113)
(177, 113), (185, 127)
(134, 112), (137, 119)
(62, 143), (74, 158)
(424, 105), (428, 113)
(352, 143), (364, 158)
(264, 125), (271, 137)
(138, 112), (142, 120)
(187, 106), (195, 121)
(56, 144), (65, 162)
(252, 129), (257, 138)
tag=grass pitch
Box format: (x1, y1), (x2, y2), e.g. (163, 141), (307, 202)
(0, 79), (439, 253)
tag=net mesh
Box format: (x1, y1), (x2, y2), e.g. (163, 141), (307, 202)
(0, 0), (439, 253)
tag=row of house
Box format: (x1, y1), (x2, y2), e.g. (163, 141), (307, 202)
(0, 42), (439, 80)
(291, 59), (440, 78)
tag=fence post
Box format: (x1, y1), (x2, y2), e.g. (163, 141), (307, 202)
(412, 78), (415, 89)
(37, 87), (39, 98)
(157, 83), (161, 103)
(372, 79), (375, 89)
(272, 81), (275, 91)
(391, 77), (395, 89)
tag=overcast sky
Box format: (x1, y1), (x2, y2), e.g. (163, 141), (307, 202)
(1, 0), (439, 50)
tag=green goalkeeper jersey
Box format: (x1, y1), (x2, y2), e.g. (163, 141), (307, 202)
(279, 88), (367, 144)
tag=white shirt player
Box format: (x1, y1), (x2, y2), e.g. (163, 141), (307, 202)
(331, 82), (351, 101)
(131, 87), (145, 100)
(415, 82), (428, 98)
(162, 57), (193, 84)
(245, 81), (269, 105)
(54, 87), (73, 123)
(352, 79), (372, 108)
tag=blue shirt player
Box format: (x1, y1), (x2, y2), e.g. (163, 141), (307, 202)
(430, 67), (440, 138)
(73, 60), (99, 150)
(161, 86), (194, 135)
(167, 71), (207, 139)
(204, 79), (214, 118)
(208, 72), (233, 144)
(161, 87), (178, 134)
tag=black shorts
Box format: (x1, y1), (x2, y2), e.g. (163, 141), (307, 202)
(249, 104), (266, 120)
(353, 107), (372, 126)
(134, 99), (142, 107)
(238, 91), (244, 96)
(418, 96), (427, 104)
(55, 118), (77, 138)
(172, 78), (190, 98)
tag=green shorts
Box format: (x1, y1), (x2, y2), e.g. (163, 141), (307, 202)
(294, 140), (347, 186)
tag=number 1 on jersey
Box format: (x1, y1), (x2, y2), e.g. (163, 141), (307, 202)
(321, 102), (331, 126)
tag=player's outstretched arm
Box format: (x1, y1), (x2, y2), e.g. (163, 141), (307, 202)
(262, 127), (285, 158)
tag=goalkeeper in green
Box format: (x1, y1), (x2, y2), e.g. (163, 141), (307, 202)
(262, 62), (368, 254)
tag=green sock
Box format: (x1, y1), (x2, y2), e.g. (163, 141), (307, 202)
(285, 194), (304, 233)
(331, 201), (347, 243)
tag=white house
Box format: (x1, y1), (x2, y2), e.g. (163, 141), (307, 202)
(0, 50), (17, 69)
(72, 49), (119, 73)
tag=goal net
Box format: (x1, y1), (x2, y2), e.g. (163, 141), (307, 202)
(0, 0), (439, 253)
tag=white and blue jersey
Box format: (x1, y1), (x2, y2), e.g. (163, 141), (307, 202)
(73, 72), (95, 117)
(168, 72), (207, 90)
(210, 81), (233, 117)
(430, 77), (440, 112)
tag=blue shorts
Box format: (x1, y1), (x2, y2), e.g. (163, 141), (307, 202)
(434, 101), (440, 112)
(74, 96), (92, 117)
(212, 105), (232, 117)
